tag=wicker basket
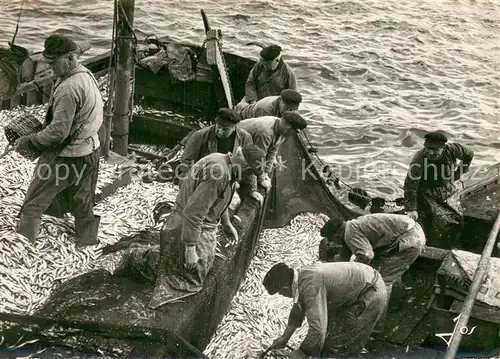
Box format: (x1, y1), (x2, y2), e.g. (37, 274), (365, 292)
(4, 115), (44, 159)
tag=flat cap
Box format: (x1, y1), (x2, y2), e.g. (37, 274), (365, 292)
(424, 131), (448, 147)
(260, 45), (282, 60)
(283, 111), (307, 130)
(42, 34), (78, 61)
(263, 263), (291, 295)
(241, 144), (266, 176)
(280, 89), (302, 105)
(216, 107), (240, 124)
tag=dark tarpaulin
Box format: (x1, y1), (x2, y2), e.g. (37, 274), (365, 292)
(0, 310), (206, 358)
(263, 133), (360, 229)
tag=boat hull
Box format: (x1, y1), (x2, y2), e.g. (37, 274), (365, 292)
(1, 36), (499, 357)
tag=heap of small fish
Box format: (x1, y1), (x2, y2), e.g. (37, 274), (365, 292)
(0, 175), (179, 315)
(0, 104), (181, 316)
(205, 213), (328, 359)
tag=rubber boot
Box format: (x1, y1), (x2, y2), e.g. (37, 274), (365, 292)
(17, 214), (41, 244)
(74, 214), (101, 247)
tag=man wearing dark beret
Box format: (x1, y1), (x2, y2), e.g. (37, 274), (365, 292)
(239, 111), (308, 191)
(15, 34), (103, 247)
(178, 107), (264, 205)
(404, 131), (474, 247)
(262, 261), (387, 357)
(318, 213), (426, 332)
(234, 88), (303, 120)
(238, 44), (298, 107)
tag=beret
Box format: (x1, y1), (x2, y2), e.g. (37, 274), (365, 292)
(424, 131), (448, 147)
(42, 35), (78, 61)
(216, 108), (240, 124)
(320, 218), (345, 238)
(241, 144), (266, 176)
(263, 263), (291, 295)
(280, 89), (302, 104)
(260, 45), (282, 60)
(283, 111), (307, 130)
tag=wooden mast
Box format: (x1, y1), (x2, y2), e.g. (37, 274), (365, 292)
(111, 0), (135, 156)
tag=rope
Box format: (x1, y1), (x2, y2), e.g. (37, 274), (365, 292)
(301, 130), (404, 206)
(11, 0), (24, 44)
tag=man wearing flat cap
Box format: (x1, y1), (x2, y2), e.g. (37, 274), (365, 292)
(177, 107), (263, 205)
(234, 88), (303, 121)
(15, 34), (103, 247)
(239, 44), (298, 107)
(239, 111), (307, 191)
(404, 131), (474, 247)
(149, 145), (266, 308)
(262, 261), (387, 357)
(318, 213), (426, 332)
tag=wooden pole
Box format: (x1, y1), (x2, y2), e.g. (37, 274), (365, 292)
(111, 0), (135, 156)
(443, 210), (500, 359)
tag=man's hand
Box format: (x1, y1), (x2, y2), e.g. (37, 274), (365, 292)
(223, 222), (239, 244)
(14, 135), (36, 154)
(259, 174), (272, 192)
(269, 335), (289, 350)
(407, 210), (418, 221)
(249, 191), (264, 205)
(184, 245), (199, 269)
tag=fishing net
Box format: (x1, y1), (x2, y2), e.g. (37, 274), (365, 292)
(0, 306), (205, 358)
(0, 187), (267, 357)
(263, 133), (360, 229)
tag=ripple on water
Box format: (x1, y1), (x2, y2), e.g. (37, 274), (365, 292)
(0, 0), (497, 197)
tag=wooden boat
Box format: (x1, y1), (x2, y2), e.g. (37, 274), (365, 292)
(1, 13), (499, 358)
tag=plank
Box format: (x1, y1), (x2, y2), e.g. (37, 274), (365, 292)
(421, 246), (450, 261)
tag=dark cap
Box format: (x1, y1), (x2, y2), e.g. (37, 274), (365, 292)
(42, 35), (78, 61)
(216, 108), (240, 124)
(241, 144), (266, 176)
(424, 131), (448, 148)
(263, 263), (292, 295)
(283, 111), (307, 130)
(320, 218), (345, 239)
(260, 45), (282, 60)
(280, 89), (302, 105)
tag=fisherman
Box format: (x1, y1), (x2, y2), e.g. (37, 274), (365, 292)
(263, 262), (387, 357)
(239, 111), (307, 191)
(177, 107), (263, 204)
(318, 213), (426, 331)
(148, 145), (267, 308)
(237, 44), (298, 107)
(234, 89), (302, 121)
(14, 34), (103, 247)
(404, 131), (474, 247)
